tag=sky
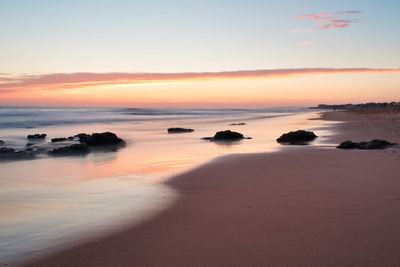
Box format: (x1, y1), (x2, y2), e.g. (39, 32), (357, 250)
(0, 0), (399, 107)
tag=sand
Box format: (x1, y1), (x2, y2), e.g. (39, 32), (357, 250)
(20, 110), (400, 267)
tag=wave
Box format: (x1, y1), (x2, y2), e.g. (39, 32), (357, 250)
(0, 106), (307, 129)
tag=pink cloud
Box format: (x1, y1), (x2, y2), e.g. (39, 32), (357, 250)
(296, 11), (361, 30)
(1, 68), (399, 94)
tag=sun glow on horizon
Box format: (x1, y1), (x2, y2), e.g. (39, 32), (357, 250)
(1, 71), (399, 108)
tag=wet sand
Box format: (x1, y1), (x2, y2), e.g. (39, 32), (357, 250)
(20, 110), (400, 267)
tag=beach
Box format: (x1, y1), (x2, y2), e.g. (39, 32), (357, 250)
(0, 107), (329, 264)
(17, 109), (400, 267)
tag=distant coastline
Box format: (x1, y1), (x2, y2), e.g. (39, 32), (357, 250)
(310, 101), (400, 110)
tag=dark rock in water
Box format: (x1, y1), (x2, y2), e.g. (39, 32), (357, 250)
(230, 123), (246, 126)
(78, 132), (125, 146)
(0, 147), (15, 154)
(51, 137), (68, 143)
(68, 136), (75, 140)
(75, 133), (90, 139)
(214, 130), (244, 140)
(26, 143), (34, 147)
(0, 147), (35, 160)
(276, 130), (317, 145)
(27, 134), (47, 140)
(337, 141), (359, 149)
(48, 143), (90, 156)
(167, 127), (194, 133)
(337, 139), (398, 150)
(358, 139), (397, 150)
(0, 140), (4, 146)
(203, 130), (246, 141)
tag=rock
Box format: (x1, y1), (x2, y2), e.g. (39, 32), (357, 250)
(0, 147), (15, 154)
(68, 136), (75, 140)
(51, 137), (68, 143)
(276, 130), (317, 145)
(214, 130), (244, 140)
(230, 123), (246, 126)
(0, 140), (4, 146)
(203, 130), (246, 141)
(358, 139), (397, 150)
(337, 141), (359, 149)
(0, 147), (35, 160)
(27, 134), (47, 140)
(75, 133), (90, 139)
(337, 139), (398, 150)
(167, 127), (194, 133)
(48, 143), (90, 156)
(78, 132), (125, 146)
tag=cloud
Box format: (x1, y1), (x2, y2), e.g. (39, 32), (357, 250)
(296, 11), (362, 30)
(0, 68), (399, 93)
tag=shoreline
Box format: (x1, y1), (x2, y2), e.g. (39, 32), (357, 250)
(19, 110), (400, 267)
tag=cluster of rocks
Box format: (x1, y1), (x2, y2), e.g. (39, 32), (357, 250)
(0, 147), (36, 160)
(166, 125), (250, 142)
(337, 139), (398, 150)
(27, 134), (47, 140)
(276, 130), (318, 145)
(51, 137), (74, 143)
(48, 143), (90, 156)
(0, 132), (125, 160)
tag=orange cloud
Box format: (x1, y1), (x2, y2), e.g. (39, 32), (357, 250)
(1, 68), (399, 94)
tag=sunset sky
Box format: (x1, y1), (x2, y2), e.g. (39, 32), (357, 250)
(1, 0), (399, 107)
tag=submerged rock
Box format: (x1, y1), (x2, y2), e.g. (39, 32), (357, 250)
(75, 133), (90, 139)
(27, 134), (47, 140)
(51, 137), (68, 143)
(276, 130), (317, 145)
(78, 132), (125, 146)
(230, 123), (246, 126)
(203, 130), (247, 141)
(48, 143), (90, 156)
(0, 147), (15, 155)
(337, 139), (398, 150)
(0, 140), (4, 146)
(167, 127), (194, 133)
(0, 147), (35, 160)
(336, 141), (359, 149)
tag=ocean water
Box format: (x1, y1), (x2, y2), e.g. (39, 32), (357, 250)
(0, 106), (334, 264)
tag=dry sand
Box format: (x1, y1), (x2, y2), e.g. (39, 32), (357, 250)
(20, 110), (400, 267)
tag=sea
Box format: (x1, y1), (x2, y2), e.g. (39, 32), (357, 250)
(0, 106), (334, 264)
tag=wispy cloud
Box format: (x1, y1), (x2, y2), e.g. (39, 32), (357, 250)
(296, 11), (362, 30)
(1, 68), (399, 93)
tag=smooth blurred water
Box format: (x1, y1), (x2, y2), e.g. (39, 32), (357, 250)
(0, 106), (306, 129)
